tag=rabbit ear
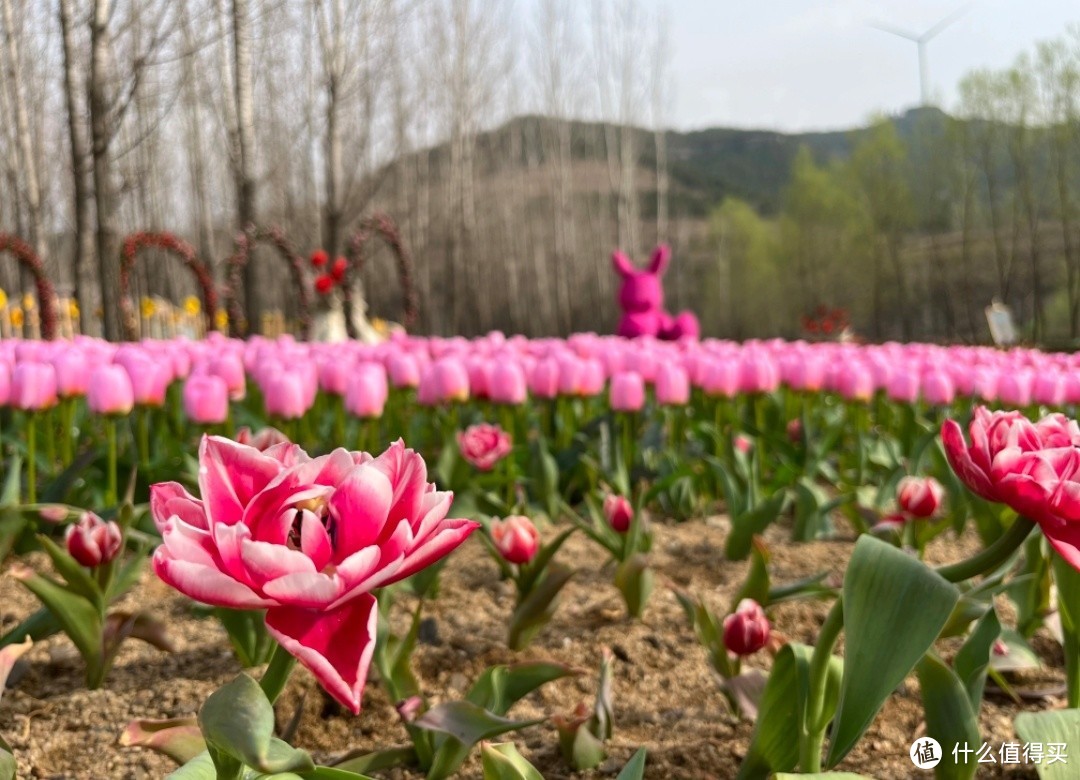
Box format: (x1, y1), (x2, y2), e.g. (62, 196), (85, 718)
(649, 245), (671, 275)
(611, 250), (635, 277)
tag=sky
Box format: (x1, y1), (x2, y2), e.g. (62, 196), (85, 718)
(667, 0), (1080, 132)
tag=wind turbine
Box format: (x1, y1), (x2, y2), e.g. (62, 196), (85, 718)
(870, 6), (970, 105)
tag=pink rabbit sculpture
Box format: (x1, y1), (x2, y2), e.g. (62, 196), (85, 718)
(612, 245), (700, 341)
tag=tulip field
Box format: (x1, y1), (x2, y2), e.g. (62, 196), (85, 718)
(2, 332), (1080, 778)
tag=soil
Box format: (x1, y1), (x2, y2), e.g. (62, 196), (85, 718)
(0, 517), (1065, 780)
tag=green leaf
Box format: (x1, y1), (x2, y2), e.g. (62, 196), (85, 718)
(199, 674), (314, 775)
(733, 538), (771, 607)
(953, 608), (1000, 711)
(333, 746), (417, 774)
(0, 746), (15, 780)
(214, 608), (273, 668)
(566, 726), (607, 771)
(1014, 709), (1080, 779)
(725, 490), (786, 561)
(119, 717), (206, 765)
(36, 535), (104, 610)
(481, 743), (544, 780)
(0, 608), (59, 649)
(415, 701), (544, 746)
(0, 455), (21, 506)
(13, 569), (103, 681)
(826, 536), (959, 767)
(737, 643), (843, 779)
(915, 653), (979, 780)
(166, 751), (217, 780)
(508, 564), (573, 651)
(300, 766), (377, 779)
(467, 661), (580, 715)
(613, 554), (653, 619)
(775, 774), (874, 779)
(519, 527), (575, 595)
(615, 748), (647, 780)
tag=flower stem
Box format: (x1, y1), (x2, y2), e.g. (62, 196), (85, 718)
(935, 516), (1036, 583)
(26, 413), (36, 504)
(106, 417), (117, 508)
(259, 642), (297, 704)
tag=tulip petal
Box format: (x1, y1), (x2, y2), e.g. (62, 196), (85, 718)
(265, 595), (378, 714)
(328, 464), (393, 562)
(942, 419), (996, 501)
(300, 511), (333, 571)
(153, 553), (275, 609)
(150, 482), (208, 532)
(198, 436), (283, 525)
(239, 538), (316, 585)
(371, 440), (428, 529)
(160, 519), (218, 568)
(261, 571), (340, 607)
(391, 518), (480, 585)
(1041, 520), (1080, 573)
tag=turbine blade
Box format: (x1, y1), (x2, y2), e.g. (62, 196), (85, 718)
(868, 21), (921, 42)
(921, 4), (971, 42)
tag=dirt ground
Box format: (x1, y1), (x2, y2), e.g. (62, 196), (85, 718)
(0, 515), (1065, 780)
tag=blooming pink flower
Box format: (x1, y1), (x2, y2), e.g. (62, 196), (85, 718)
(183, 374), (229, 424)
(235, 426), (291, 451)
(457, 423), (512, 471)
(603, 494), (633, 534)
(488, 360), (527, 405)
(722, 598), (770, 656)
(65, 512), (122, 568)
(11, 362), (57, 411)
(345, 363), (389, 419)
(897, 476), (944, 518)
(490, 515), (539, 564)
(655, 362), (690, 405)
(943, 407), (1080, 568)
(610, 371), (645, 412)
(150, 436), (478, 713)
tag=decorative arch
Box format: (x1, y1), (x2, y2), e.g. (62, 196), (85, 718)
(343, 213), (419, 338)
(0, 233), (57, 340)
(224, 225), (311, 339)
(120, 232), (217, 340)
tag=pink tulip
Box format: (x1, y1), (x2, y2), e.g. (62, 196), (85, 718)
(65, 512), (122, 568)
(387, 353), (421, 389)
(836, 361), (874, 402)
(457, 423), (512, 471)
(897, 476), (944, 518)
(488, 360), (527, 405)
(578, 359), (607, 397)
(235, 426), (291, 450)
(887, 370), (920, 404)
(318, 358), (352, 397)
(701, 359), (739, 398)
(150, 437), (478, 713)
(183, 373), (229, 424)
(603, 495), (633, 533)
(345, 363), (389, 419)
(208, 354), (247, 401)
(126, 358), (172, 407)
(87, 364), (135, 416)
(722, 599), (770, 656)
(734, 434), (753, 454)
(432, 358), (470, 403)
(655, 363), (689, 405)
(490, 515), (539, 564)
(610, 371), (645, 412)
(263, 374), (308, 420)
(52, 349), (89, 398)
(943, 408), (1080, 568)
(921, 370), (955, 407)
(529, 358), (560, 399)
(11, 362), (57, 410)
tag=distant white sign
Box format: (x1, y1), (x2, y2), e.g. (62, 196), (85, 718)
(985, 301), (1017, 346)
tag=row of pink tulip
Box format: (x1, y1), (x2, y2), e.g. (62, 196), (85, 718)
(1, 333), (1080, 420)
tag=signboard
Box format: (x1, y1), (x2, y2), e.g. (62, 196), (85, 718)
(985, 301), (1017, 346)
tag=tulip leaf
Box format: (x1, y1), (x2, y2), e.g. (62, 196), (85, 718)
(418, 701), (545, 780)
(0, 746), (15, 780)
(826, 536), (959, 768)
(0, 455), (20, 506)
(1014, 709), (1080, 779)
(0, 607), (60, 649)
(737, 643), (843, 779)
(613, 553), (653, 619)
(119, 717), (206, 765)
(567, 724), (607, 770)
(468, 661), (580, 715)
(36, 534), (104, 608)
(1052, 551), (1080, 706)
(333, 746), (417, 774)
(776, 774), (874, 779)
(953, 607), (1000, 710)
(725, 490), (787, 561)
(14, 570), (102, 678)
(987, 628), (1041, 672)
(915, 653), (979, 780)
(199, 673), (314, 775)
(214, 608), (274, 668)
(508, 563), (573, 651)
(481, 743), (544, 780)
(615, 748), (647, 780)
(166, 751), (217, 780)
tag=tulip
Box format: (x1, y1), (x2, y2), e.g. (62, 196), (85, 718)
(387, 353), (421, 389)
(655, 363), (690, 405)
(432, 358), (470, 403)
(183, 373), (229, 425)
(921, 370), (955, 407)
(345, 363), (389, 418)
(11, 361), (57, 410)
(610, 371), (645, 412)
(87, 365), (135, 416)
(263, 374), (308, 420)
(490, 515), (539, 564)
(207, 353), (247, 401)
(734, 434), (753, 454)
(458, 423), (512, 471)
(65, 512), (122, 568)
(52, 349), (89, 398)
(529, 358), (560, 399)
(897, 476), (944, 518)
(125, 358), (171, 407)
(603, 495), (633, 533)
(151, 437), (478, 713)
(489, 360), (527, 405)
(722, 599), (770, 656)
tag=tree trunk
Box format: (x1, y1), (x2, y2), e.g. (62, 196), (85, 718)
(232, 0), (259, 331)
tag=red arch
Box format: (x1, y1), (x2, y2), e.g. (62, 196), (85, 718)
(225, 225), (311, 339)
(119, 232), (217, 340)
(343, 213), (419, 338)
(0, 233), (57, 340)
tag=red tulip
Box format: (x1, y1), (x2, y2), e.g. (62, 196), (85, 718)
(897, 476), (944, 518)
(66, 512), (122, 568)
(603, 494), (633, 533)
(457, 423), (512, 471)
(722, 598), (770, 656)
(491, 515), (539, 564)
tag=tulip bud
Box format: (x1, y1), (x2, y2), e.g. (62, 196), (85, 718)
(609, 371), (645, 412)
(734, 434), (753, 454)
(11, 361), (58, 411)
(897, 476), (944, 518)
(183, 373), (229, 425)
(786, 418), (803, 444)
(345, 363), (389, 418)
(388, 353), (421, 389)
(65, 512), (122, 568)
(603, 494), (633, 534)
(488, 360), (527, 405)
(491, 515), (539, 565)
(87, 364), (135, 416)
(722, 599), (770, 656)
(655, 363), (690, 405)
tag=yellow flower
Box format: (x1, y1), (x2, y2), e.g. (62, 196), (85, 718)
(183, 296), (201, 317)
(0, 289), (7, 309)
(22, 293), (34, 310)
(68, 300), (80, 319)
(10, 307), (24, 328)
(141, 297), (156, 318)
(215, 309), (229, 330)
